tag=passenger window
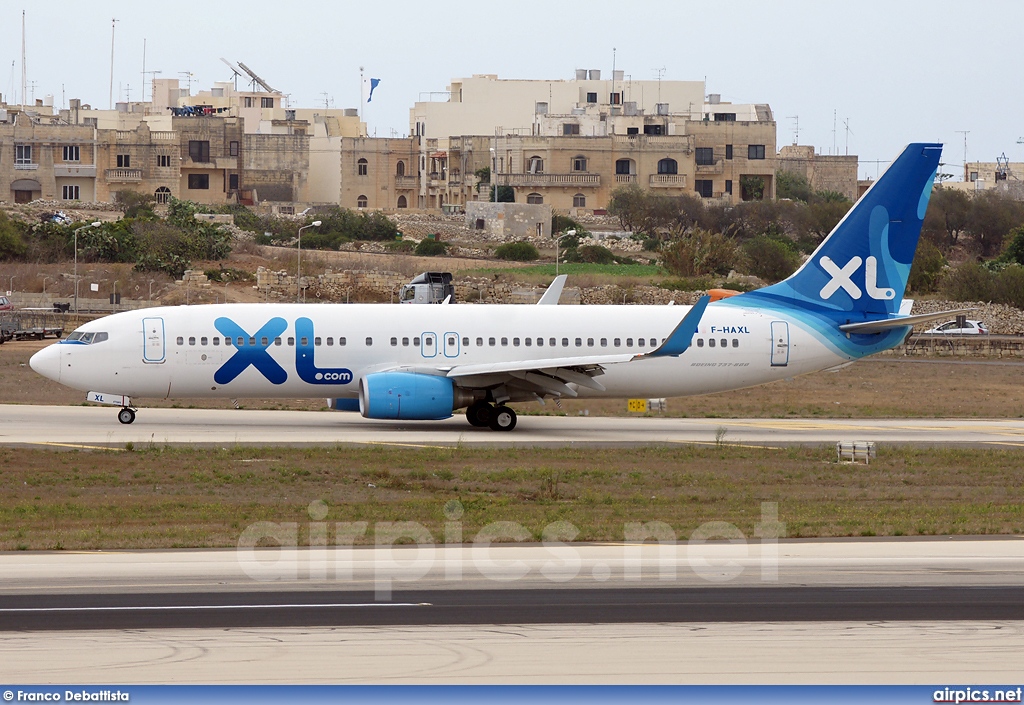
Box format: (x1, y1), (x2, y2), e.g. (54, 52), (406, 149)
(189, 337), (196, 346)
(236, 337), (244, 346)
(248, 337), (256, 347)
(403, 337), (410, 346)
(525, 338), (531, 347)
(513, 337), (521, 346)
(536, 337), (544, 347)
(275, 337), (282, 346)
(600, 338), (607, 347)
(448, 336), (456, 346)
(300, 337), (309, 346)
(200, 336), (208, 346)
(721, 338), (727, 348)
(391, 337), (398, 346)
(463, 337), (470, 346)
(224, 337), (233, 347)
(425, 336), (433, 346)
(501, 337), (508, 346)
(366, 337), (373, 346)
(614, 338), (621, 347)
(549, 338), (556, 347)
(413, 337), (420, 346)
(732, 339), (739, 347)
(213, 337), (220, 346)
(326, 337), (333, 346)
(626, 338), (633, 348)
(697, 338), (704, 348)
(287, 337), (294, 346)
(177, 336), (184, 346)
(489, 337), (496, 346)
(562, 338), (569, 347)
(262, 336), (270, 346)
(340, 337), (346, 346)
(650, 338), (658, 347)
(476, 337), (483, 347)
(314, 337), (321, 346)
(587, 338), (594, 347)
(575, 338), (582, 347)
(709, 339), (716, 348)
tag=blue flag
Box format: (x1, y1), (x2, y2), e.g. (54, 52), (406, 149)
(368, 78), (381, 103)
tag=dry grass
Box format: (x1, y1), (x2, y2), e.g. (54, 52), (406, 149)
(0, 444), (1022, 550)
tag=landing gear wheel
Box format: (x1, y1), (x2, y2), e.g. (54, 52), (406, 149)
(117, 407), (136, 425)
(488, 405), (517, 432)
(466, 401), (494, 428)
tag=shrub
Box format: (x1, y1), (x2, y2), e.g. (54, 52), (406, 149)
(0, 212), (27, 259)
(552, 214), (588, 238)
(414, 239), (449, 256)
(994, 265), (1024, 309)
(741, 235), (800, 283)
(661, 229), (739, 277)
(908, 240), (947, 294)
(384, 240), (414, 253)
(494, 241), (540, 261)
(940, 261), (994, 302)
(566, 244), (617, 264)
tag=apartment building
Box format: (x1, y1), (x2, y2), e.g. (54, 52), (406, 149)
(0, 109), (97, 203)
(339, 136), (420, 210)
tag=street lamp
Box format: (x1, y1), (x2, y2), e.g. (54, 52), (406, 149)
(296, 220), (322, 303)
(554, 229), (576, 278)
(73, 221), (101, 313)
(489, 147), (496, 202)
(8, 275), (14, 294)
(41, 276), (51, 299)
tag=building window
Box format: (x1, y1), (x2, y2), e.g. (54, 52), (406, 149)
(657, 158), (678, 175)
(157, 154), (172, 167)
(397, 195), (407, 208)
(970, 171), (979, 182)
(527, 156), (544, 174)
(62, 145), (80, 162)
(229, 141), (239, 157)
(572, 155), (587, 172)
(188, 140), (210, 163)
(527, 193), (543, 204)
(244, 97), (253, 108)
(116, 154), (131, 168)
(62, 185), (80, 200)
(188, 173), (210, 190)
(573, 193), (586, 208)
(396, 160), (405, 176)
(15, 144), (32, 164)
(748, 144), (766, 160)
(586, 92), (597, 103)
(357, 195), (368, 208)
(229, 173), (239, 189)
(714, 113), (737, 122)
(695, 147), (715, 166)
(615, 158), (633, 175)
(695, 180), (714, 198)
(261, 97), (274, 108)
(563, 123), (580, 136)
(725, 144), (733, 160)
(155, 186), (171, 204)
(357, 158), (368, 176)
(725, 180), (733, 195)
(609, 92), (621, 105)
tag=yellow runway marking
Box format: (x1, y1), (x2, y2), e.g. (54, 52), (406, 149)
(668, 441), (783, 450)
(25, 442), (125, 451)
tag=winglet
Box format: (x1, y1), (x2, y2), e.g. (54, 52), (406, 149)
(537, 275), (567, 305)
(641, 295), (711, 358)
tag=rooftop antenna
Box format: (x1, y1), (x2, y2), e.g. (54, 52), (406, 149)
(141, 38), (145, 102)
(611, 47), (617, 108)
(236, 61), (276, 93)
(220, 58), (243, 91)
(843, 118), (853, 155)
(955, 130), (970, 179)
(27, 79), (38, 104)
(20, 10), (27, 107)
(108, 18), (118, 109)
(787, 115), (799, 145)
(832, 109), (837, 155)
(143, 70), (162, 103)
(178, 71), (193, 96)
(653, 66), (666, 104)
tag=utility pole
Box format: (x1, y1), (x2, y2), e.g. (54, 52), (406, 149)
(108, 18), (118, 109)
(955, 130), (970, 181)
(20, 11), (26, 107)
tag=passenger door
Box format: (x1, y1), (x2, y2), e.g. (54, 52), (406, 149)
(770, 321), (789, 367)
(142, 317), (165, 363)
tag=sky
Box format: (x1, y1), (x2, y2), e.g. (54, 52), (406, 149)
(3, 0), (1020, 180)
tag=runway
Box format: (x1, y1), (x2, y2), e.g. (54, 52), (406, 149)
(3, 404), (1024, 447)
(3, 540), (1024, 683)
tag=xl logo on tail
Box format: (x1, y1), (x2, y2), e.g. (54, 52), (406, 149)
(819, 256), (895, 301)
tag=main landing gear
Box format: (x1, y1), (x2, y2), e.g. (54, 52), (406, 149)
(117, 407), (136, 425)
(466, 401), (517, 432)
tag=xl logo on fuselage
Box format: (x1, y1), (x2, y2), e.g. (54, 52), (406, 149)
(819, 255), (895, 301)
(213, 317), (352, 386)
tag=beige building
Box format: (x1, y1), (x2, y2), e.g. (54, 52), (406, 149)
(776, 145), (858, 201)
(339, 136), (420, 210)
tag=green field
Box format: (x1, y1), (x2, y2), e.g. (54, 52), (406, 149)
(464, 262), (664, 278)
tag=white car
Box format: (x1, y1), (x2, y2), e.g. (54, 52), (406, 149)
(924, 319), (989, 335)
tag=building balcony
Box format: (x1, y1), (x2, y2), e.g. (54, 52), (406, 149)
(105, 168), (143, 182)
(615, 174), (637, 184)
(13, 162), (38, 170)
(649, 174), (687, 188)
(151, 131), (178, 141)
(696, 160), (725, 175)
(395, 176), (417, 189)
(496, 173), (600, 188)
(54, 164), (97, 178)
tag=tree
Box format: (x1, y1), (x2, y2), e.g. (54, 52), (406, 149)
(741, 235), (800, 283)
(967, 190), (1024, 257)
(806, 199), (851, 243)
(113, 190), (156, 219)
(922, 186), (970, 249)
(661, 229), (739, 277)
(776, 170), (812, 202)
(907, 240), (946, 293)
(740, 175), (765, 201)
(488, 185), (515, 202)
(0, 212), (26, 259)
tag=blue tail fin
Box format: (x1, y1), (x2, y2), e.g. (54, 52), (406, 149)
(754, 143), (941, 315)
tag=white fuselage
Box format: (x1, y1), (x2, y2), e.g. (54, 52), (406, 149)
(35, 302), (848, 402)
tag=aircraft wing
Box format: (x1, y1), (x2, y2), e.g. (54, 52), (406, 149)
(444, 296), (711, 398)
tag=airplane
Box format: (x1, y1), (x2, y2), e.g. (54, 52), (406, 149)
(30, 143), (961, 432)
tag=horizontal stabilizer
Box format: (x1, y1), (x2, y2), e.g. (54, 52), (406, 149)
(537, 275), (567, 305)
(837, 308), (976, 334)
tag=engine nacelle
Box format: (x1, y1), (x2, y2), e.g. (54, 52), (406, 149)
(359, 372), (456, 420)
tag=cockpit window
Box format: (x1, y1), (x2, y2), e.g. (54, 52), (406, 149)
(64, 331), (108, 344)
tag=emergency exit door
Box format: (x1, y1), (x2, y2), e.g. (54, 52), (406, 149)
(770, 321), (789, 367)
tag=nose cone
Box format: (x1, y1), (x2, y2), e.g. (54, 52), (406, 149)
(29, 344), (61, 383)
